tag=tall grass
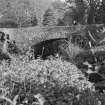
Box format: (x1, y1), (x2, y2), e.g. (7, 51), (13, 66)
(0, 56), (92, 90)
(0, 55), (95, 105)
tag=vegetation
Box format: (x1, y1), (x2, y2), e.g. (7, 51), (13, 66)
(0, 54), (105, 105)
(43, 8), (58, 26)
(0, 0), (104, 27)
(65, 0), (105, 25)
(0, 0), (105, 105)
(0, 55), (98, 105)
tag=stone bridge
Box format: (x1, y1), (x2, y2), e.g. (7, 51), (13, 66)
(0, 24), (104, 50)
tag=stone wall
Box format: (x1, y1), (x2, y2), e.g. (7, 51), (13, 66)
(0, 24), (103, 50)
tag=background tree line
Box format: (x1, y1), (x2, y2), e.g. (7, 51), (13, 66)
(0, 0), (104, 28)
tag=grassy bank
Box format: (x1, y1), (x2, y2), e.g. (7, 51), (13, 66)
(0, 56), (103, 105)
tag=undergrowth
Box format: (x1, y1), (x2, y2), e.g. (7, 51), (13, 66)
(0, 56), (104, 105)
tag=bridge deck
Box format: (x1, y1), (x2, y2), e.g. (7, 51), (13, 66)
(0, 24), (104, 50)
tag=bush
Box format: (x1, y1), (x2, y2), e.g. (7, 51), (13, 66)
(0, 56), (94, 105)
(0, 55), (105, 105)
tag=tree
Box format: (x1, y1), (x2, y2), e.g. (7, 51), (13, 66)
(62, 10), (74, 25)
(51, 0), (71, 26)
(74, 0), (87, 24)
(94, 0), (105, 24)
(65, 0), (87, 25)
(0, 0), (38, 27)
(12, 0), (38, 27)
(51, 0), (67, 19)
(65, 0), (104, 25)
(87, 0), (97, 24)
(30, 0), (52, 26)
(43, 8), (58, 26)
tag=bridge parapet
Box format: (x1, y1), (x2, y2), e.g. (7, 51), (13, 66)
(0, 24), (104, 50)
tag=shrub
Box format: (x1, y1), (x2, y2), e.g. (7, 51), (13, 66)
(0, 56), (104, 105)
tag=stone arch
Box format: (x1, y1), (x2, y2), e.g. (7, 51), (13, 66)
(31, 38), (69, 60)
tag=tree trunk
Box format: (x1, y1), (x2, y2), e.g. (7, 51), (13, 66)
(87, 0), (95, 24)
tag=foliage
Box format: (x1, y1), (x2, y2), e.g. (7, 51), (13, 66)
(43, 8), (58, 26)
(30, 0), (52, 26)
(0, 0), (62, 27)
(51, 0), (67, 19)
(42, 0), (68, 26)
(63, 0), (87, 25)
(65, 0), (105, 25)
(0, 55), (95, 105)
(10, 0), (38, 27)
(61, 10), (74, 25)
(94, 1), (105, 24)
(0, 0), (104, 27)
(0, 55), (105, 105)
(0, 0), (38, 27)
